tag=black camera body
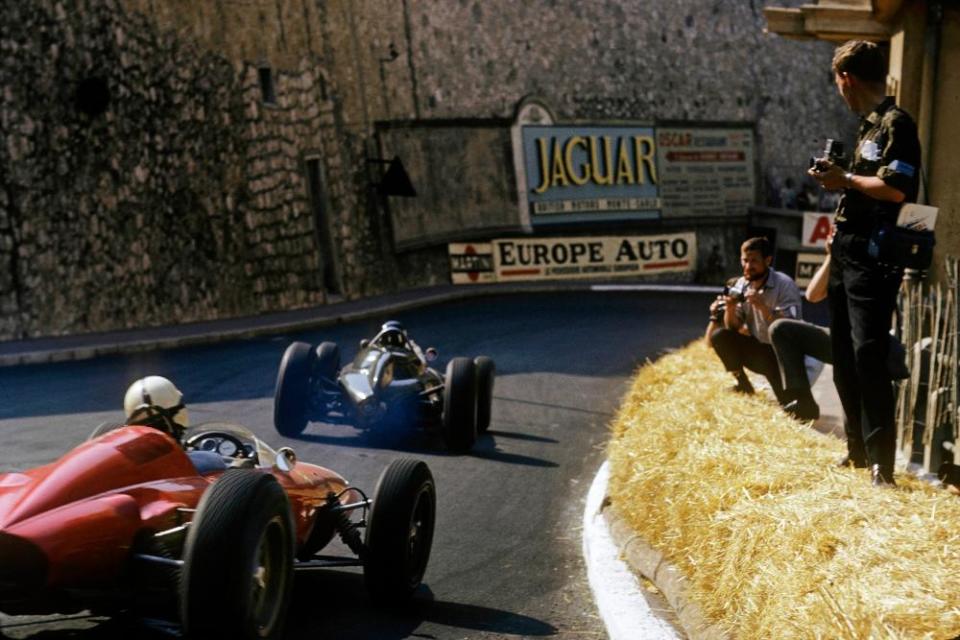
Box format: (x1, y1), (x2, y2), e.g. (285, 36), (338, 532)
(809, 139), (846, 172)
(726, 280), (749, 303)
(711, 280), (749, 323)
(710, 279), (764, 322)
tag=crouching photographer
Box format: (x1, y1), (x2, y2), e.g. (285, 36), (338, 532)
(709, 237), (802, 403)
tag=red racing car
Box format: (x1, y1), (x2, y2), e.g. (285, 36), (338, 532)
(0, 422), (436, 639)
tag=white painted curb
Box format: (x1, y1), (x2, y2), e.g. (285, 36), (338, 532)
(583, 460), (680, 640)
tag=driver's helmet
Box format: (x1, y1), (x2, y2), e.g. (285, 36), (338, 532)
(123, 376), (189, 441)
(379, 320), (407, 348)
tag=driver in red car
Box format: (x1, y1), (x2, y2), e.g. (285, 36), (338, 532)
(123, 376), (236, 474)
(123, 375), (190, 441)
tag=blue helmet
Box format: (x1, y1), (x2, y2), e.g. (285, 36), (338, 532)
(381, 320), (405, 333)
(379, 321), (407, 348)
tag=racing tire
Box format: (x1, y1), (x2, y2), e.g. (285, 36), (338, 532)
(87, 422), (126, 441)
(179, 470), (295, 640)
(442, 358), (477, 453)
(441, 357), (478, 453)
(473, 356), (496, 434)
(274, 341), (315, 437)
(363, 459), (436, 603)
(314, 341), (341, 381)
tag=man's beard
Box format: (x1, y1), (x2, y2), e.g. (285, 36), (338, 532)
(746, 268), (768, 282)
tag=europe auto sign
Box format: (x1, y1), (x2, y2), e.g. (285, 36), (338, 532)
(521, 125), (755, 224)
(448, 233), (697, 283)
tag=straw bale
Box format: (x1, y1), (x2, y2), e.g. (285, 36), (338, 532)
(607, 341), (960, 639)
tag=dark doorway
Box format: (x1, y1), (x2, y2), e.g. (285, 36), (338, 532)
(305, 158), (341, 295)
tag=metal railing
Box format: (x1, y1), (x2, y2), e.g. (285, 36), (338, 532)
(895, 258), (959, 474)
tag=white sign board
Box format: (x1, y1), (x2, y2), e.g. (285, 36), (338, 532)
(656, 128), (756, 218)
(491, 233), (697, 282)
(448, 243), (495, 284)
(795, 252), (827, 288)
(801, 212), (835, 249)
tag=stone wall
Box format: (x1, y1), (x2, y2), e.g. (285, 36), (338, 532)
(0, 0), (860, 340)
(322, 0), (858, 284)
(0, 0), (353, 339)
(325, 0), (854, 180)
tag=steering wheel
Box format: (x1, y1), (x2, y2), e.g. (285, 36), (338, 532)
(184, 431), (250, 459)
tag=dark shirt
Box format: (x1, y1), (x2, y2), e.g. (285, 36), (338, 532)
(835, 96), (921, 235)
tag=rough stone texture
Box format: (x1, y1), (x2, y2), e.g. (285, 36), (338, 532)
(0, 0), (339, 339)
(0, 0), (858, 339)
(378, 122), (517, 249)
(322, 0), (855, 178)
(322, 0), (857, 286)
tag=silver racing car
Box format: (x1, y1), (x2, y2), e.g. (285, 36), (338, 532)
(273, 321), (495, 452)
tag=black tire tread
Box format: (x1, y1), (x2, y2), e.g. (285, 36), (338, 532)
(364, 459), (436, 603)
(274, 341), (314, 437)
(474, 356), (496, 433)
(315, 341), (340, 381)
(442, 357), (477, 452)
(180, 470), (294, 640)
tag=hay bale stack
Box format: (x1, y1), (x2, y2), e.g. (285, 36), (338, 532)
(607, 341), (960, 639)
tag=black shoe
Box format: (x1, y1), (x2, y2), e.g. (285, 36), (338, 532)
(836, 454), (868, 469)
(731, 372), (754, 394)
(871, 464), (896, 487)
(783, 397), (820, 421)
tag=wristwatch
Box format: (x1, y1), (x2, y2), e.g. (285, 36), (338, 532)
(844, 172), (854, 188)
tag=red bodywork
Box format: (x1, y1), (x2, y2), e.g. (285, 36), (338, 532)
(0, 426), (349, 614)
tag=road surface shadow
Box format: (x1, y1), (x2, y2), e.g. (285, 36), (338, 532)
(288, 571), (557, 639)
(293, 427), (558, 468)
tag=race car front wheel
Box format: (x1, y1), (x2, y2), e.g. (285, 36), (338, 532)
(180, 470), (295, 640)
(442, 357), (477, 452)
(364, 458), (436, 603)
(274, 341), (314, 437)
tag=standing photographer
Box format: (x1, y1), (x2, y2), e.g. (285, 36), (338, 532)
(808, 40), (921, 487)
(710, 237), (802, 402)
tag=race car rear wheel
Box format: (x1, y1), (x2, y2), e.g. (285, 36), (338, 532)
(442, 357), (478, 452)
(474, 356), (496, 433)
(274, 341), (314, 437)
(363, 459), (436, 603)
(180, 470), (295, 640)
(314, 341), (340, 380)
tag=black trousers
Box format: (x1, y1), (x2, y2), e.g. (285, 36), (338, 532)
(710, 328), (786, 402)
(828, 231), (903, 468)
(769, 318), (833, 392)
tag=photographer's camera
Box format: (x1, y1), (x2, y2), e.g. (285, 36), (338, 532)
(809, 138), (846, 172)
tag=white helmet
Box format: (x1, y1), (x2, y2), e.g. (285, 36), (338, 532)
(123, 376), (189, 439)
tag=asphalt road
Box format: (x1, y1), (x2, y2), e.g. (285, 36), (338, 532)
(0, 291), (710, 639)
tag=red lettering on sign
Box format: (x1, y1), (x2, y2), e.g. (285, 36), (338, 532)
(807, 216), (832, 245)
(642, 260), (690, 271)
(465, 245), (478, 282)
